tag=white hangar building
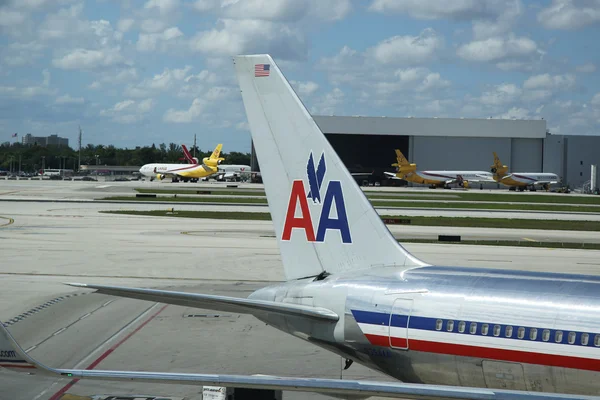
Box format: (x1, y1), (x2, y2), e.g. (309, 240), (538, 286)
(306, 116), (599, 189)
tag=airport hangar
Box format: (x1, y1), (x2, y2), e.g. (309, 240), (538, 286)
(251, 116), (600, 189)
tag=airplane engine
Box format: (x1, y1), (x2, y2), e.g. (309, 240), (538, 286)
(156, 174), (165, 181)
(393, 163), (417, 176)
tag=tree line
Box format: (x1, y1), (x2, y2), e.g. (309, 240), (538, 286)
(0, 142), (251, 172)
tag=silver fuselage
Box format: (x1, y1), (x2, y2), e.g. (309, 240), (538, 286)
(249, 266), (600, 395)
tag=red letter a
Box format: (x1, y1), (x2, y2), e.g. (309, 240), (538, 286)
(282, 180), (315, 241)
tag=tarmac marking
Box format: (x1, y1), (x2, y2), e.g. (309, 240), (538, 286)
(522, 237), (538, 242)
(48, 304), (168, 400)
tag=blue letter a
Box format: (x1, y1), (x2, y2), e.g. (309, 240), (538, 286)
(316, 181), (352, 244)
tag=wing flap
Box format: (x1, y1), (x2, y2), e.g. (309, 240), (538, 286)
(66, 283), (338, 321)
(2, 323), (595, 399)
(1, 323), (594, 400)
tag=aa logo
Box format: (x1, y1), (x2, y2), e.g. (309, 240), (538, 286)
(282, 152), (351, 244)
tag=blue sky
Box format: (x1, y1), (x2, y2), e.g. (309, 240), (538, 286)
(1, 0), (599, 152)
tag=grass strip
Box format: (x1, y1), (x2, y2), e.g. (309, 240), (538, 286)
(101, 195), (600, 213)
(100, 210), (600, 231)
(367, 191), (600, 205)
(134, 188), (600, 205)
(135, 188), (264, 196)
(102, 196), (268, 204)
(400, 239), (600, 250)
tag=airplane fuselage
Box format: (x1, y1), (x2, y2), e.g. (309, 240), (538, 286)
(249, 266), (600, 396)
(401, 171), (493, 187)
(497, 173), (559, 188)
(139, 163), (217, 179)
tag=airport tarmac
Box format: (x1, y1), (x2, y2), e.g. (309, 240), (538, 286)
(1, 180), (600, 221)
(2, 186), (600, 399)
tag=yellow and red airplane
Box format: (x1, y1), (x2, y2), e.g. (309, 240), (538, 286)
(139, 144), (224, 183)
(385, 149), (495, 188)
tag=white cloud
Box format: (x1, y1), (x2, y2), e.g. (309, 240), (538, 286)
(55, 94), (84, 104)
(52, 48), (125, 70)
(117, 18), (135, 32)
(291, 80), (319, 96)
(576, 63), (596, 73)
(88, 81), (101, 89)
(480, 83), (522, 105)
(368, 0), (498, 20)
(311, 88), (344, 115)
(591, 93), (600, 107)
(370, 28), (443, 65)
(3, 41), (45, 66)
(100, 98), (155, 124)
(140, 19), (168, 33)
(538, 0), (600, 30)
(194, 0), (351, 21)
(189, 18), (307, 60)
(496, 106), (531, 119)
(164, 98), (206, 123)
(457, 35), (537, 62)
(417, 72), (451, 92)
(0, 9), (27, 28)
(137, 27), (184, 52)
(523, 73), (575, 90)
(125, 66), (193, 97)
(144, 0), (180, 15)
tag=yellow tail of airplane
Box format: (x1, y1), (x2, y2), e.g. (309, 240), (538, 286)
(491, 152), (509, 181)
(392, 149), (417, 178)
(203, 144), (225, 167)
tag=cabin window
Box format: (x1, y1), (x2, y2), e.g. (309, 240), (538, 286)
(505, 326), (513, 338)
(518, 327), (525, 339)
(493, 325), (501, 337)
(568, 332), (576, 344)
(458, 321), (466, 333)
(582, 333), (589, 346)
(595, 335), (600, 347)
(481, 324), (489, 336)
(530, 328), (538, 340)
(470, 322), (477, 334)
(555, 331), (563, 343)
(435, 319), (442, 331)
(542, 329), (550, 342)
(447, 320), (454, 332)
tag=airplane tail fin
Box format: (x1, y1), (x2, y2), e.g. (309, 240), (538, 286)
(233, 55), (426, 280)
(391, 149), (417, 178)
(203, 144), (225, 167)
(491, 152), (508, 180)
(182, 144), (198, 164)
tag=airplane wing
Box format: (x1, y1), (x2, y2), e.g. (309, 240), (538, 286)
(65, 283), (338, 321)
(384, 172), (400, 179)
(1, 323), (594, 400)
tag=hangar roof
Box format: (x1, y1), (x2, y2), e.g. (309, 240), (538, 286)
(314, 116), (547, 139)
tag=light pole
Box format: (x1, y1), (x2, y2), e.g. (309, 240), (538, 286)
(41, 156), (45, 176)
(95, 154), (99, 176)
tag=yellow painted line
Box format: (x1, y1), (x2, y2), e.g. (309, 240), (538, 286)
(522, 237), (537, 242)
(0, 216), (14, 227)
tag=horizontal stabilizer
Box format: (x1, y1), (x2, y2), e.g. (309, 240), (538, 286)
(1, 323), (594, 399)
(66, 283), (338, 321)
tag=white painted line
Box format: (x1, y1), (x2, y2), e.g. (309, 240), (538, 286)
(52, 327), (67, 336)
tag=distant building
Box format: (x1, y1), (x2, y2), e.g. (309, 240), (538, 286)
(22, 133), (69, 147)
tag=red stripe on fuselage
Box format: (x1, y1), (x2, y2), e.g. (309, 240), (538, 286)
(363, 334), (600, 371)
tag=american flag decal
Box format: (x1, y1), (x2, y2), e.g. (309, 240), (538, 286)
(255, 64), (270, 77)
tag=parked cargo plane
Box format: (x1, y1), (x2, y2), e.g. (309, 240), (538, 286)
(139, 144), (224, 182)
(384, 149), (495, 188)
(181, 144), (251, 182)
(491, 152), (559, 191)
(3, 55), (600, 399)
